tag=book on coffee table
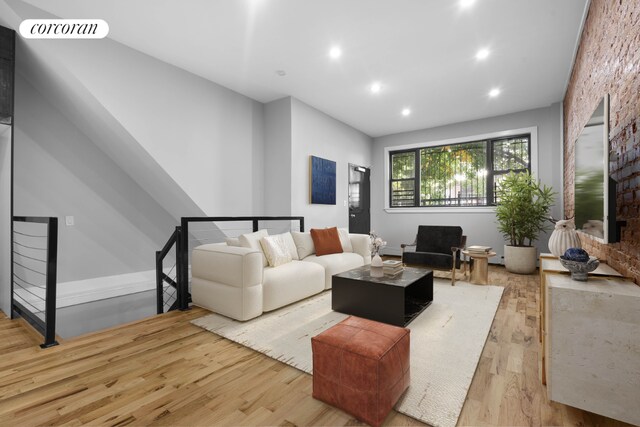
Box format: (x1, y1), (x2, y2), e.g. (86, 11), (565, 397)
(467, 245), (492, 254)
(382, 260), (403, 275)
(383, 266), (403, 275)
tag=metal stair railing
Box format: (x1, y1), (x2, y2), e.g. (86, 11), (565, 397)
(155, 226), (184, 314)
(12, 216), (59, 348)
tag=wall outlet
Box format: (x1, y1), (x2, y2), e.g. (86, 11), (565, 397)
(65, 216), (74, 226)
(343, 200), (347, 207)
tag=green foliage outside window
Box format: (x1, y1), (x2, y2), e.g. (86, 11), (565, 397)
(389, 136), (530, 207)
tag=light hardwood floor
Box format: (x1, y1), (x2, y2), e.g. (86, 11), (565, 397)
(0, 266), (634, 426)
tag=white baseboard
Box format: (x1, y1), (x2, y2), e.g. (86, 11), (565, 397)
(56, 267), (188, 308)
(56, 270), (157, 308)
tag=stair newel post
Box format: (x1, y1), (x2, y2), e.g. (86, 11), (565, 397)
(178, 219), (190, 311)
(155, 250), (163, 314)
(42, 217), (59, 348)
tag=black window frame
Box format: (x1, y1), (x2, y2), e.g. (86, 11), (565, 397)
(389, 149), (418, 207)
(388, 134), (531, 208)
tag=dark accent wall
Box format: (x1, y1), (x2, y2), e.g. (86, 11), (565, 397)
(563, 0), (640, 282)
(0, 25), (15, 124)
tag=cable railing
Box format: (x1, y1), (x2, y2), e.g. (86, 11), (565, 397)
(12, 216), (59, 348)
(156, 216), (304, 314)
(155, 226), (181, 314)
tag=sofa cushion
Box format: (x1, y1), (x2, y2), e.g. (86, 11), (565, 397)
(192, 244), (263, 287)
(225, 237), (241, 247)
(239, 229), (269, 267)
(262, 260), (325, 311)
(260, 235), (293, 267)
(303, 252), (365, 289)
(311, 227), (344, 256)
(291, 231), (316, 259)
(337, 228), (353, 252)
(403, 251), (460, 269)
(192, 277), (263, 321)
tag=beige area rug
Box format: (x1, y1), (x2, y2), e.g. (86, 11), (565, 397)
(192, 279), (503, 427)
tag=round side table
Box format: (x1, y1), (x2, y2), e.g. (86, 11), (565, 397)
(461, 250), (497, 285)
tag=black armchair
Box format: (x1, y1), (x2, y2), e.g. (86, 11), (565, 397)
(401, 225), (467, 286)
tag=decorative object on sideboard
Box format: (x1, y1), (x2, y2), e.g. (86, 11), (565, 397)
(559, 248), (599, 281)
(547, 218), (581, 257)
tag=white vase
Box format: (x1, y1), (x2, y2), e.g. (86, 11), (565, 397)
(371, 253), (383, 267)
(548, 220), (581, 257)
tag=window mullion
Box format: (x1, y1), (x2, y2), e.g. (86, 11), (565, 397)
(414, 149), (420, 207)
(487, 140), (495, 205)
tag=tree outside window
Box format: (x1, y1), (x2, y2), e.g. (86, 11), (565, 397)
(389, 135), (530, 207)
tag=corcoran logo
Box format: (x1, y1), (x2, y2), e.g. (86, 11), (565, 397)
(19, 19), (109, 39)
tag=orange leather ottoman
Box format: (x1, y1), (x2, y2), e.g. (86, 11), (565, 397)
(311, 316), (410, 427)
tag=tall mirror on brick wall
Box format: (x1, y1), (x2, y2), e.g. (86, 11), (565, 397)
(574, 94), (618, 244)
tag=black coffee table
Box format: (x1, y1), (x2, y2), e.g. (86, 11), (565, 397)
(331, 266), (433, 326)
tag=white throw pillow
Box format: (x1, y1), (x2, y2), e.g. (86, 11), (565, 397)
(337, 228), (353, 253)
(272, 232), (299, 260)
(225, 237), (241, 247)
(260, 235), (293, 267)
(239, 229), (269, 267)
(291, 231), (316, 259)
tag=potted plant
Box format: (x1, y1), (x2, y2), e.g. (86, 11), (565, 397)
(495, 171), (555, 274)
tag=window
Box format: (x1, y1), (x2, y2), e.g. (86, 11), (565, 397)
(389, 135), (530, 207)
(390, 151), (416, 207)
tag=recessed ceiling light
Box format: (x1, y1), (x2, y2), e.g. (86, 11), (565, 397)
(329, 46), (342, 59)
(459, 0), (476, 9)
(476, 48), (490, 60)
(276, 70), (286, 76)
(401, 108), (411, 116)
(370, 82), (381, 93)
(489, 88), (501, 97)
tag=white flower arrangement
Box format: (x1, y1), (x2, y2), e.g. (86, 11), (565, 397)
(369, 230), (387, 256)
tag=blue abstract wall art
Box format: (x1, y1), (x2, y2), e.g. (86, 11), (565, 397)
(310, 155), (336, 205)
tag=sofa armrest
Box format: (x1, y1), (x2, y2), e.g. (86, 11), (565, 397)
(192, 244), (263, 288)
(349, 234), (372, 265)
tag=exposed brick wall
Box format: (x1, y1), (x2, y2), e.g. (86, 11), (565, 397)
(563, 0), (640, 282)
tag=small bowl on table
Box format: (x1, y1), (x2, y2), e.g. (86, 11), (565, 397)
(559, 256), (599, 281)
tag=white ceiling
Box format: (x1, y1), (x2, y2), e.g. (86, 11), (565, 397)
(19, 0), (588, 137)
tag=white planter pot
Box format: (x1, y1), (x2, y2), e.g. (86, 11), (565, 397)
(504, 245), (537, 274)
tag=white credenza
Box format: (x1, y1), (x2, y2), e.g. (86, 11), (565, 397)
(545, 273), (640, 425)
(538, 253), (623, 385)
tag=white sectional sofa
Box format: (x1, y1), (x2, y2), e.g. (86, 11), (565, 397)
(191, 228), (371, 321)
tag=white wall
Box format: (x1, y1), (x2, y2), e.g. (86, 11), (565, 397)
(14, 76), (177, 282)
(59, 39), (266, 216)
(290, 98), (372, 228)
(6, 1), (270, 283)
(6, 0), (265, 218)
(372, 103), (563, 261)
(0, 125), (11, 316)
(264, 98), (292, 216)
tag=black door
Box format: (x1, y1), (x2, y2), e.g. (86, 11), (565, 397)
(348, 164), (370, 234)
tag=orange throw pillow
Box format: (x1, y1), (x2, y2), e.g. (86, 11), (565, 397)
(310, 227), (344, 256)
